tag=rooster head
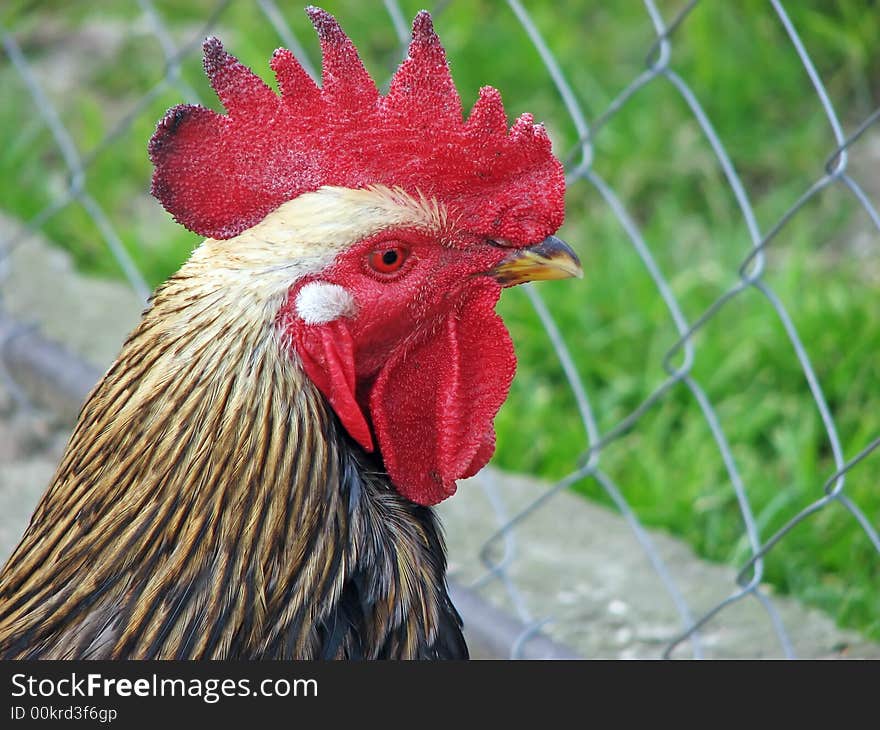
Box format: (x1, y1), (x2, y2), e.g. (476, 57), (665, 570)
(149, 7), (579, 506)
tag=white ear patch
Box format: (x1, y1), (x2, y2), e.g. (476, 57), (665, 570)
(294, 281), (357, 325)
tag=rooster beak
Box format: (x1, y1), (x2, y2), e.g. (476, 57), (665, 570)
(490, 235), (583, 287)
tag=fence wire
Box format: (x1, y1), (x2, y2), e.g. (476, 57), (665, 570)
(1, 0), (879, 658)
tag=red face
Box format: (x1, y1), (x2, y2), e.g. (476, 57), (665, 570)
(311, 230), (510, 380)
(278, 226), (581, 506)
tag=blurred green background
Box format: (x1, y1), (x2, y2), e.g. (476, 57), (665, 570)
(1, 0), (879, 639)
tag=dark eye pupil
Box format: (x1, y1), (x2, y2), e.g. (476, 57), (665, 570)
(382, 250), (399, 266)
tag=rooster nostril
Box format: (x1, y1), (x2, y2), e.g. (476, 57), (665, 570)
(487, 238), (515, 249)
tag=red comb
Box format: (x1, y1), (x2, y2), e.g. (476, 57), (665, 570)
(149, 7), (565, 243)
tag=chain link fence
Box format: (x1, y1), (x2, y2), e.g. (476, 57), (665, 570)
(1, 0), (878, 658)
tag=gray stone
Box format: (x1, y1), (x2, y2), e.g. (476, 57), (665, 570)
(0, 214), (143, 369)
(440, 469), (880, 658)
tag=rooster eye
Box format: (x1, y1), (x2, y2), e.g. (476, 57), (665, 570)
(368, 245), (410, 275)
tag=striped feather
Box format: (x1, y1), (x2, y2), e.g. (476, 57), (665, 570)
(0, 202), (466, 658)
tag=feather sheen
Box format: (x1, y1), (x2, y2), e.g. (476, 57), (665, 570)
(0, 187), (466, 659)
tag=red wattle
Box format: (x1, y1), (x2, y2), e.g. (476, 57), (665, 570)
(286, 279), (515, 505)
(292, 318), (374, 453)
(368, 281), (515, 506)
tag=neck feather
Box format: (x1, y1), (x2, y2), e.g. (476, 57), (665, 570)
(0, 264), (463, 659)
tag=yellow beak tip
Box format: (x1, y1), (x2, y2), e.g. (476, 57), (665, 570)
(490, 235), (583, 286)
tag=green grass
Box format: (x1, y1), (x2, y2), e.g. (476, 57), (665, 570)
(2, 1), (879, 640)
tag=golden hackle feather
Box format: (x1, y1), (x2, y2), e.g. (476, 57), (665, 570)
(0, 187), (465, 659)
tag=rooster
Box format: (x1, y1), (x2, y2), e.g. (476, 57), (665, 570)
(0, 7), (579, 659)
